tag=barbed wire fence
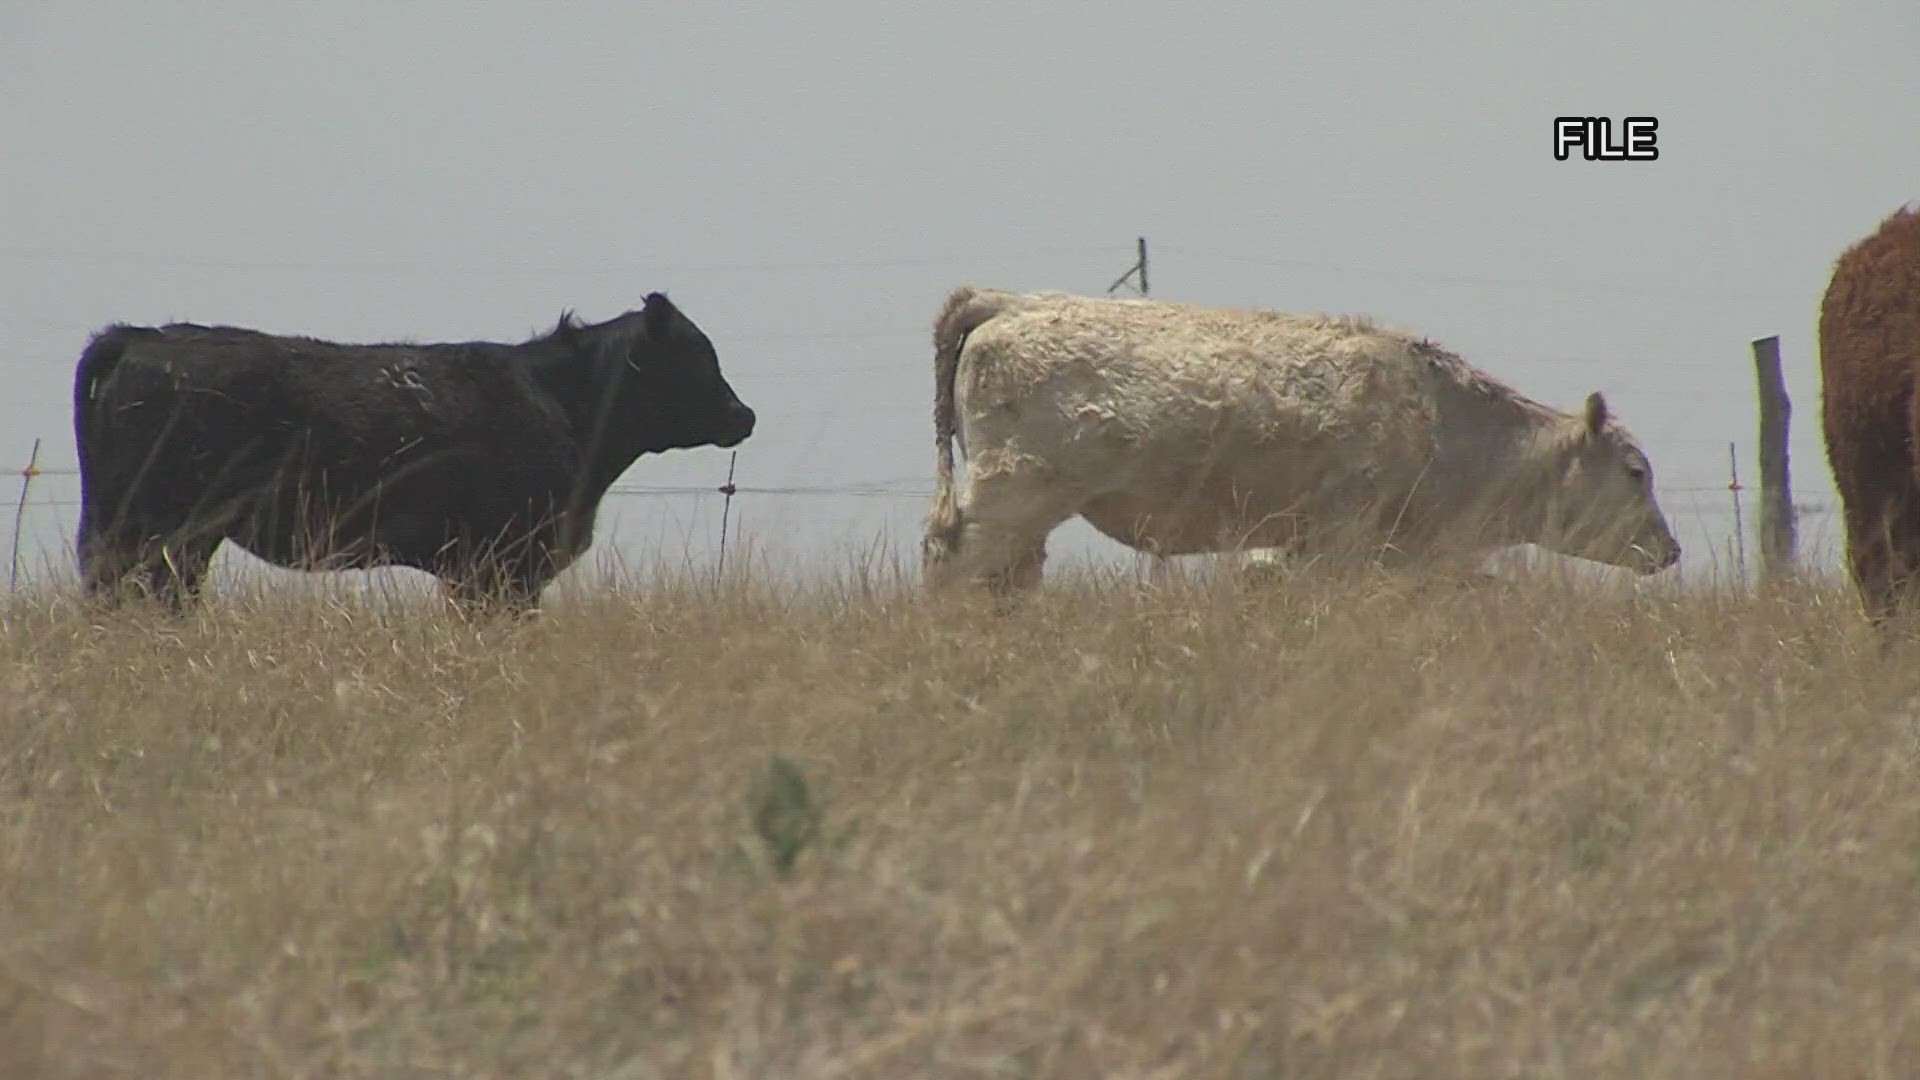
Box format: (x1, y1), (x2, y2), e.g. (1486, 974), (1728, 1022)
(1, 447), (1838, 594)
(9, 439), (42, 592)
(1, 238), (1837, 592)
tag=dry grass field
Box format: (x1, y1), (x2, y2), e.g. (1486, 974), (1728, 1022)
(4, 549), (1920, 1078)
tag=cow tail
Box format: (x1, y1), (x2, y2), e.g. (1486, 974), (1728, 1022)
(71, 326), (138, 547)
(73, 329), (136, 494)
(926, 286), (1017, 556)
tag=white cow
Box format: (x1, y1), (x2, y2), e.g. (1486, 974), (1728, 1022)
(919, 287), (1680, 594)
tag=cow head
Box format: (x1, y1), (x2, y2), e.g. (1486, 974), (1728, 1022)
(580, 292), (757, 454)
(1534, 392), (1681, 574)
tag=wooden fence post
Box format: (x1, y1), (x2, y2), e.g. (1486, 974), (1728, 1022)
(1750, 335), (1796, 580)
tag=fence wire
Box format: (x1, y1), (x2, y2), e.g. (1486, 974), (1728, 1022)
(5, 454), (1843, 595)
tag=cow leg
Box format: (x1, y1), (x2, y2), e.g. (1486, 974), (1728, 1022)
(77, 524), (145, 606)
(1144, 553), (1176, 589)
(145, 536), (221, 612)
(1843, 512), (1892, 628)
(444, 578), (529, 622)
(1846, 497), (1920, 630)
(926, 472), (1078, 597)
(1236, 548), (1289, 584)
(78, 520), (216, 612)
(953, 530), (1052, 599)
(993, 541), (1050, 596)
(442, 560), (547, 622)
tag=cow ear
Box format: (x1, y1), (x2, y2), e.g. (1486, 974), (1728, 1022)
(1583, 391), (1609, 436)
(642, 292), (673, 336)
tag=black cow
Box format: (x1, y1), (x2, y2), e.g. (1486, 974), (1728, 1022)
(72, 291), (755, 615)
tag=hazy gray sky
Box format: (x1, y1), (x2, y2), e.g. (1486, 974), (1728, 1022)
(4, 1), (1915, 588)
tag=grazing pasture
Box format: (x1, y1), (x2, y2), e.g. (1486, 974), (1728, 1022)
(4, 546), (1918, 1078)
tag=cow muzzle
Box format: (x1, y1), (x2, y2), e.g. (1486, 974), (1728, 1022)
(716, 401), (756, 448)
(1630, 537), (1681, 575)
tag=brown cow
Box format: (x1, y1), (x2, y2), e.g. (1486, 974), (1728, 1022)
(1819, 204), (1920, 626)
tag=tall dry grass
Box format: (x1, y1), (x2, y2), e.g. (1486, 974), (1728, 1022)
(2, 549), (1918, 1078)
